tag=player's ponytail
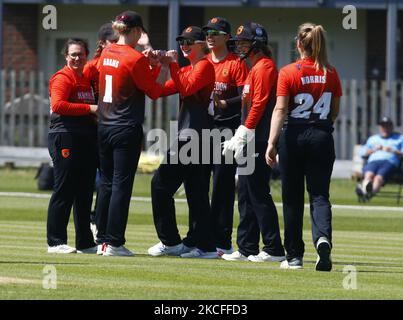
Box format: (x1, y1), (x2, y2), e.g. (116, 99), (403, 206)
(112, 20), (131, 35)
(297, 23), (329, 74)
(94, 23), (118, 59)
(93, 41), (104, 59)
(311, 25), (328, 74)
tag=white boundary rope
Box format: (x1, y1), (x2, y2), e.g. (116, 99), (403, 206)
(1, 192), (402, 212)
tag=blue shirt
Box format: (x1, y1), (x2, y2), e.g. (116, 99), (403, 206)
(360, 133), (403, 167)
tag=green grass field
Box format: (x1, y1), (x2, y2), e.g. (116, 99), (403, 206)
(0, 168), (403, 300)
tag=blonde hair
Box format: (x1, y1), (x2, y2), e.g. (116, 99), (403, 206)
(112, 20), (132, 35)
(297, 22), (329, 74)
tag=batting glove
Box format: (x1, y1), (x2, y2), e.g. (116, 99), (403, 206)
(222, 125), (254, 162)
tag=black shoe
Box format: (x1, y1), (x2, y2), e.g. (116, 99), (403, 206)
(355, 185), (366, 202)
(280, 257), (303, 269)
(365, 182), (373, 194)
(364, 182), (374, 201)
(315, 238), (332, 272)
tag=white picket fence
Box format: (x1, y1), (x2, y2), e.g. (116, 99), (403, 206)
(0, 70), (49, 147)
(334, 79), (403, 159)
(0, 69), (402, 159)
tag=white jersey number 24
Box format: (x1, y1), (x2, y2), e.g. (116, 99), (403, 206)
(290, 92), (332, 120)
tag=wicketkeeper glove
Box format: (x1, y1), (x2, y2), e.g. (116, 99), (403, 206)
(222, 125), (255, 162)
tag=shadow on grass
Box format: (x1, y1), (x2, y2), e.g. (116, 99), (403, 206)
(0, 261), (90, 266)
(332, 261), (403, 268)
(301, 260), (403, 274)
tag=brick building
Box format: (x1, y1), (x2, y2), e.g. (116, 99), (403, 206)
(1, 0), (402, 81)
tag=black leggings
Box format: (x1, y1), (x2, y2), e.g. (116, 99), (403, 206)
(151, 140), (214, 252)
(47, 131), (97, 250)
(278, 125), (335, 260)
(236, 141), (285, 257)
(95, 124), (143, 247)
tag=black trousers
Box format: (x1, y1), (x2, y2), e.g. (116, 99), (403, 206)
(236, 141), (285, 257)
(210, 160), (237, 249)
(278, 125), (335, 260)
(184, 127), (237, 250)
(151, 140), (215, 252)
(47, 131), (97, 250)
(95, 124), (143, 247)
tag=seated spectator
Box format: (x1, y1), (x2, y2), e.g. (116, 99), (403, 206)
(356, 116), (403, 200)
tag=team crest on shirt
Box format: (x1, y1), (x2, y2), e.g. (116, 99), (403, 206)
(61, 149), (70, 159)
(237, 26), (244, 35)
(222, 68), (229, 77)
(185, 27), (192, 33)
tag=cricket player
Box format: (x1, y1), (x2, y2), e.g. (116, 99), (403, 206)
(266, 23), (342, 271)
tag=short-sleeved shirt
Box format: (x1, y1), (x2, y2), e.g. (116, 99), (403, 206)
(241, 56), (277, 141)
(207, 53), (248, 126)
(360, 133), (403, 167)
(98, 43), (163, 126)
(277, 57), (342, 127)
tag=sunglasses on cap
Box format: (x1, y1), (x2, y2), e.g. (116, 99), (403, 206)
(205, 30), (227, 36)
(177, 39), (205, 46)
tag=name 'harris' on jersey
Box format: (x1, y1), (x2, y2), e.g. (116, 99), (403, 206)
(277, 57), (342, 126)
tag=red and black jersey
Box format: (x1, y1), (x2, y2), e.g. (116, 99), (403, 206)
(48, 65), (96, 133)
(161, 58), (215, 136)
(98, 43), (163, 126)
(84, 56), (101, 103)
(207, 53), (248, 126)
(277, 57), (342, 126)
(241, 56), (277, 141)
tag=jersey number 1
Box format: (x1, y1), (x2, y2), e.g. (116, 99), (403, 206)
(103, 75), (113, 103)
(291, 92), (332, 119)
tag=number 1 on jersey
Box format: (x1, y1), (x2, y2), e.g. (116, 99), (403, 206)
(103, 75), (113, 103)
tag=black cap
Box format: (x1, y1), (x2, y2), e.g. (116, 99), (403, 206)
(202, 17), (231, 35)
(115, 11), (147, 33)
(176, 26), (205, 42)
(98, 23), (119, 42)
(231, 22), (268, 45)
(378, 116), (393, 125)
